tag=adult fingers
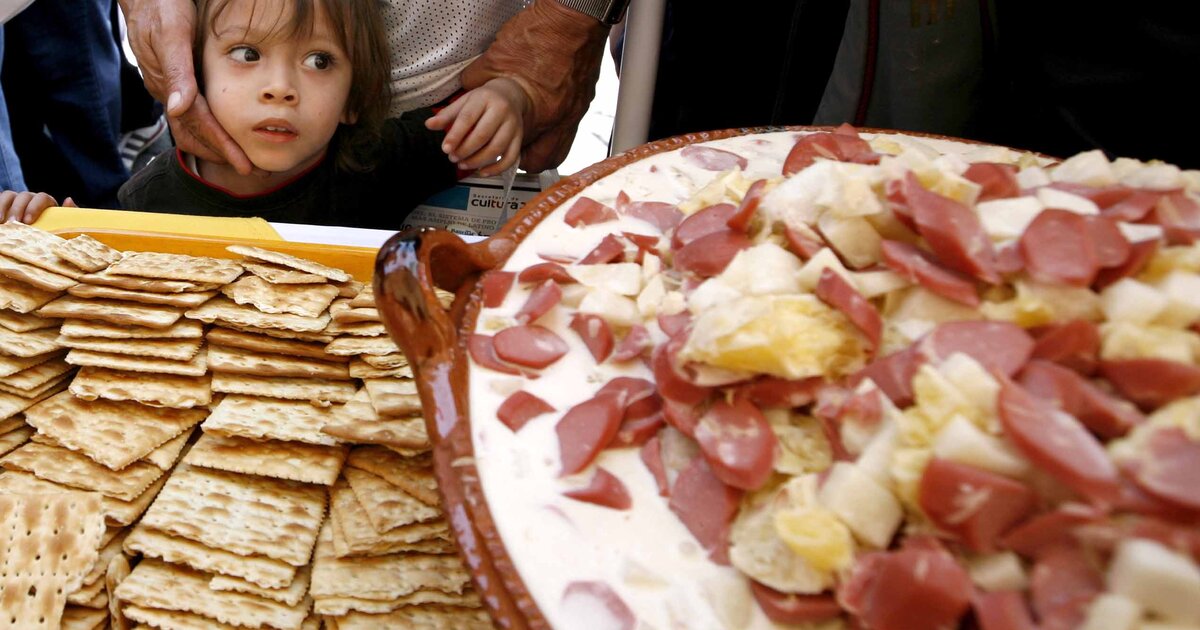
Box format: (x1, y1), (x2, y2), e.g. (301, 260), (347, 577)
(121, 0), (198, 111)
(172, 96), (258, 176)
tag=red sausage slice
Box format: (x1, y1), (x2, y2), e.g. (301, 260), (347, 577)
(673, 230), (752, 277)
(880, 240), (980, 307)
(816, 268), (883, 350)
(672, 203), (738, 250)
(1049, 182), (1134, 209)
(998, 379), (1122, 507)
(726, 179), (769, 233)
(481, 271), (515, 308)
(853, 346), (922, 407)
(904, 172), (1000, 283)
(497, 391), (555, 432)
(1019, 209), (1100, 286)
(1029, 545), (1103, 630)
(965, 162), (1020, 202)
(918, 458), (1037, 552)
(750, 582), (842, 625)
(667, 457), (741, 564)
(493, 325), (569, 369)
(1082, 215), (1131, 268)
(1019, 359), (1144, 438)
(839, 542), (973, 630)
(518, 262), (576, 285)
(1099, 358), (1200, 410)
(468, 334), (521, 375)
(611, 325), (651, 362)
(732, 376), (823, 408)
(515, 280), (562, 325)
(995, 242), (1025, 275)
(1101, 190), (1161, 222)
(563, 467), (632, 510)
(1132, 427), (1200, 511)
(783, 132), (876, 175)
(1094, 238), (1159, 290)
(569, 313), (614, 363)
(662, 397), (702, 437)
(1151, 191), (1200, 244)
(784, 226), (826, 261)
(652, 340), (709, 406)
(999, 503), (1104, 558)
(693, 398), (777, 490)
(681, 145), (748, 171)
(973, 591), (1038, 630)
(1031, 320), (1101, 375)
(561, 581), (635, 630)
(564, 197), (617, 227)
(538, 252), (578, 264)
(579, 234), (627, 264)
(556, 393), (626, 475)
(618, 193), (684, 233)
(657, 312), (692, 338)
(917, 320), (1034, 377)
(640, 436), (669, 496)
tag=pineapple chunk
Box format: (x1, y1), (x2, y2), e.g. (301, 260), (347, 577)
(818, 213), (882, 269)
(967, 551), (1029, 592)
(938, 352), (1001, 427)
(1037, 186), (1100, 215)
(980, 280), (1103, 327)
(1139, 245), (1200, 284)
(718, 243), (804, 297)
(682, 294), (867, 380)
(1155, 271), (1200, 327)
(687, 277), (744, 315)
(636, 274), (667, 318)
(915, 167), (982, 207)
(1108, 538), (1200, 624)
(889, 447), (933, 512)
(853, 269), (910, 299)
(678, 168), (750, 215)
(577, 288), (641, 327)
(1108, 396), (1200, 464)
(885, 287), (979, 329)
(1080, 594), (1142, 630)
(1122, 162), (1185, 191)
(1100, 322), (1200, 364)
(766, 410), (833, 475)
(774, 507), (856, 573)
(797, 248), (856, 292)
(855, 418), (899, 486)
(1051, 150), (1118, 187)
(729, 476), (832, 594)
(932, 416), (1030, 478)
(977, 196), (1045, 241)
(1101, 279), (1169, 325)
(1016, 165), (1052, 189)
(817, 462), (903, 549)
(910, 364), (989, 437)
(568, 262), (643, 296)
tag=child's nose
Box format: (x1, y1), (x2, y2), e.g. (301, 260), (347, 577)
(260, 83), (298, 104)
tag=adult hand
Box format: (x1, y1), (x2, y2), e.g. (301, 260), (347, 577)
(461, 0), (610, 173)
(119, 0), (257, 175)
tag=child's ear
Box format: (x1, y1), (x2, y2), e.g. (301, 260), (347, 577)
(341, 108), (359, 125)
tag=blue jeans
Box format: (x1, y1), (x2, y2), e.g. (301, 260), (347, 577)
(2, 0), (126, 207)
(0, 27), (25, 191)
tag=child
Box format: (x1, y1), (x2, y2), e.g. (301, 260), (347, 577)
(0, 0), (528, 228)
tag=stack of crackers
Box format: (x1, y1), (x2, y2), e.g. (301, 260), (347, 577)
(0, 222), (493, 629)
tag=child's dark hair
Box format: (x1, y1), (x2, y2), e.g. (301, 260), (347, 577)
(193, 0), (390, 172)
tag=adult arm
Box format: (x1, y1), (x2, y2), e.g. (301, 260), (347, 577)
(461, 0), (611, 173)
(118, 0), (255, 175)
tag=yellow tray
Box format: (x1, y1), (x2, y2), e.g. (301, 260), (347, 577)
(33, 206), (283, 241)
(52, 228), (379, 282)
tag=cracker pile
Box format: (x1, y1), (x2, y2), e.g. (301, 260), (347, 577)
(0, 223), (490, 629)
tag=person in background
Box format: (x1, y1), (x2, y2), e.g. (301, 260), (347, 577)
(118, 0), (610, 177)
(0, 0), (528, 225)
(0, 24), (23, 192)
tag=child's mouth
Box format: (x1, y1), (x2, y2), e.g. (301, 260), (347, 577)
(253, 121), (298, 142)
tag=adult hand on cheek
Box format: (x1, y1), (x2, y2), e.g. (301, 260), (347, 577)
(0, 192), (76, 225)
(461, 0), (609, 173)
(119, 0), (260, 176)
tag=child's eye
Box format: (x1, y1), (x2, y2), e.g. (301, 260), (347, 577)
(229, 46), (260, 63)
(303, 52), (334, 70)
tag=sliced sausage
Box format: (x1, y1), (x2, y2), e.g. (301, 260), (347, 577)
(673, 230), (753, 277)
(569, 313), (614, 363)
(1132, 427), (1200, 511)
(1020, 359), (1144, 439)
(880, 239), (980, 307)
(615, 190), (683, 232)
(564, 197), (617, 227)
(783, 131), (877, 175)
(1020, 208), (1099, 286)
(657, 312), (692, 338)
(662, 397), (702, 437)
(579, 234), (626, 264)
(561, 581), (636, 630)
(468, 334), (521, 375)
(918, 458), (1037, 552)
(995, 242), (1025, 275)
(681, 145), (748, 171)
(1031, 320), (1101, 375)
(1048, 182), (1134, 209)
(652, 340), (710, 406)
(515, 280), (562, 325)
(611, 325), (651, 362)
(556, 392), (626, 475)
(1101, 189), (1161, 222)
(904, 172), (1000, 283)
(693, 398), (777, 490)
(726, 179), (769, 233)
(621, 232), (660, 262)
(750, 582), (842, 625)
(997, 379), (1122, 507)
(1029, 545), (1103, 630)
(853, 346), (922, 407)
(640, 436), (669, 496)
(563, 467), (632, 510)
(667, 456), (742, 564)
(1099, 358), (1200, 410)
(917, 320), (1034, 378)
(965, 163), (1020, 201)
(672, 203), (738, 250)
(816, 268), (883, 351)
(784, 226), (826, 261)
(518, 261), (576, 285)
(497, 391), (555, 432)
(999, 503), (1105, 558)
(538, 252), (579, 264)
(481, 270), (515, 308)
(1150, 190), (1200, 245)
(493, 325), (569, 369)
(1082, 215), (1131, 268)
(732, 376), (823, 408)
(1094, 238), (1159, 290)
(839, 541), (973, 630)
(973, 591), (1038, 630)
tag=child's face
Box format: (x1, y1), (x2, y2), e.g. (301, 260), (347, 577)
(202, 0), (353, 175)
